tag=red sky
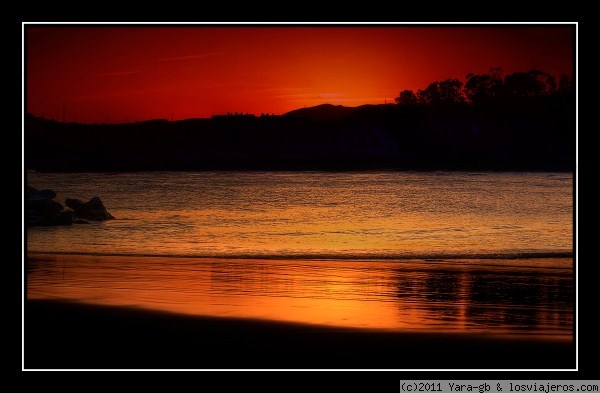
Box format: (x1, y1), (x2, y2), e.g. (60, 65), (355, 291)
(26, 25), (574, 123)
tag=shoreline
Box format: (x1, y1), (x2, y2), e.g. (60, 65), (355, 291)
(24, 300), (574, 370)
(26, 251), (574, 266)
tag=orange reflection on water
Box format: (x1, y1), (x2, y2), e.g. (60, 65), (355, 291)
(26, 172), (573, 261)
(26, 254), (572, 335)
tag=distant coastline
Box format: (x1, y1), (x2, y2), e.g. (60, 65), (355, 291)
(26, 93), (574, 173)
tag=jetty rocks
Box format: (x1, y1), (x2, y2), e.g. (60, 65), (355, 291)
(65, 197), (115, 221)
(26, 185), (114, 226)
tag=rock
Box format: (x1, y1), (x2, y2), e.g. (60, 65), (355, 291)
(66, 196), (114, 221)
(27, 186), (53, 202)
(38, 189), (56, 199)
(65, 198), (84, 211)
(27, 185), (114, 225)
(26, 185), (73, 226)
(52, 209), (75, 225)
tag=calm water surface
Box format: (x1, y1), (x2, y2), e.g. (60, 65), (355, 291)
(27, 171), (572, 259)
(26, 171), (573, 335)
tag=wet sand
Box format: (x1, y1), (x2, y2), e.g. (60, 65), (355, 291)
(24, 300), (574, 370)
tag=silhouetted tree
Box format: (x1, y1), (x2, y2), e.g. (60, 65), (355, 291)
(417, 82), (440, 105)
(504, 69), (555, 97)
(557, 74), (574, 94)
(465, 72), (504, 103)
(395, 90), (418, 105)
(417, 79), (464, 105)
(438, 79), (465, 104)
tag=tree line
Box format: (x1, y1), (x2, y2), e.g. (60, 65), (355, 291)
(25, 68), (575, 172)
(395, 68), (573, 106)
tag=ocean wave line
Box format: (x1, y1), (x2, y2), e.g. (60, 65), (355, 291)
(26, 250), (573, 262)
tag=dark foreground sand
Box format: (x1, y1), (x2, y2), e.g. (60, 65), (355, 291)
(24, 300), (574, 369)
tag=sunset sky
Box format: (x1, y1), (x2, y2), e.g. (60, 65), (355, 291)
(26, 25), (574, 123)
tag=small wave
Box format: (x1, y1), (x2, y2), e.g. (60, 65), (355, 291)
(27, 250), (573, 262)
(490, 225), (524, 230)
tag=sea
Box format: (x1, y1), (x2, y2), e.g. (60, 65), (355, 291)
(26, 171), (574, 336)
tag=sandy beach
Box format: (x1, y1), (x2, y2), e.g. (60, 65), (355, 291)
(24, 300), (574, 370)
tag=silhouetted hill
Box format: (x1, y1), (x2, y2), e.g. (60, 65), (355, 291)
(25, 68), (575, 172)
(284, 104), (359, 121)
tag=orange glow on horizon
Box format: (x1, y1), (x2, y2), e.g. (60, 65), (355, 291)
(27, 26), (574, 123)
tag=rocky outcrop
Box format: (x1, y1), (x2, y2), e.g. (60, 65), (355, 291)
(65, 197), (115, 221)
(27, 186), (115, 226)
(26, 186), (73, 226)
